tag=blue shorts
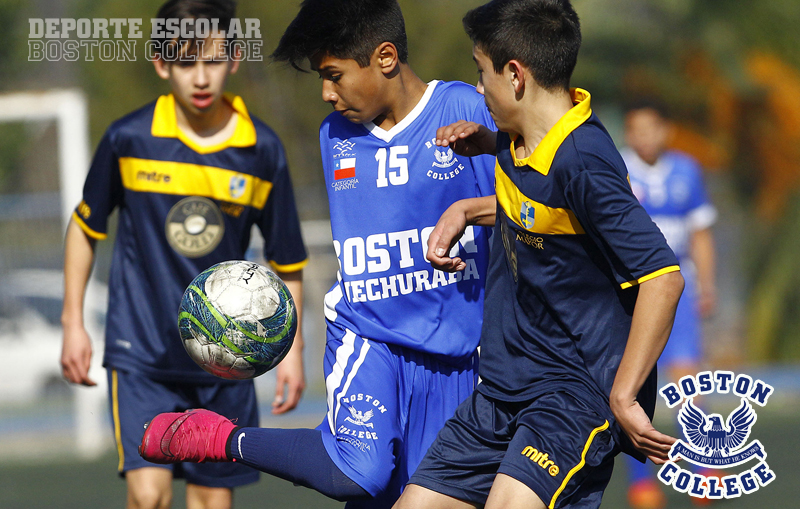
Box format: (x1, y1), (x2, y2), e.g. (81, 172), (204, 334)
(660, 273), (701, 367)
(409, 390), (617, 508)
(108, 368), (259, 488)
(316, 325), (478, 508)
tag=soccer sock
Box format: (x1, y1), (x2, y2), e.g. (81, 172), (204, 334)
(227, 427), (370, 501)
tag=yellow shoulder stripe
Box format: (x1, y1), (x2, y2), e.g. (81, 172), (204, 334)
(495, 161), (585, 235)
(621, 265), (681, 289)
(119, 157), (273, 210)
(270, 259), (309, 274)
(72, 211), (108, 240)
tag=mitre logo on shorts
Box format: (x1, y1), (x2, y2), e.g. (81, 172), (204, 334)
(657, 371), (776, 500)
(520, 445), (560, 476)
(165, 196), (225, 258)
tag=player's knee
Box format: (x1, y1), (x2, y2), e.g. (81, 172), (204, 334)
(126, 484), (171, 509)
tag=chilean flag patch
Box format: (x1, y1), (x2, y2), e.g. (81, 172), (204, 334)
(334, 158), (356, 180)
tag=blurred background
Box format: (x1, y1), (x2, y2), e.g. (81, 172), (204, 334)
(0, 0), (798, 507)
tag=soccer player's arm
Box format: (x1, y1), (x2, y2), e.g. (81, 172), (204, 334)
(61, 132), (118, 387)
(260, 140), (309, 414)
(567, 159), (683, 464)
(687, 162), (718, 318)
(611, 271), (684, 464)
(426, 196), (496, 272)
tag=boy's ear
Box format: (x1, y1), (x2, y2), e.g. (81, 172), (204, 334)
(375, 42), (399, 75)
(507, 60), (526, 94)
(153, 57), (171, 80)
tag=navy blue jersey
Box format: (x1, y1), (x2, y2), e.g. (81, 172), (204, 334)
(320, 81), (496, 363)
(476, 89), (679, 453)
(74, 94), (308, 382)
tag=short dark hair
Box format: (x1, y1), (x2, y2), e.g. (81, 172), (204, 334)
(150, 0), (237, 58)
(624, 97), (671, 120)
(463, 0), (581, 91)
(272, 0), (409, 71)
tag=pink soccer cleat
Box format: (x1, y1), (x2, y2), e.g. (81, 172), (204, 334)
(139, 409), (237, 464)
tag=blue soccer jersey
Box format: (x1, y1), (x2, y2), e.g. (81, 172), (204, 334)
(622, 148), (717, 260)
(73, 94), (308, 382)
(320, 81), (496, 363)
(477, 89), (679, 457)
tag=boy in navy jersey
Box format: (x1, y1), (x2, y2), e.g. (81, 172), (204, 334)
(393, 1), (685, 508)
(139, 1), (496, 507)
(61, 1), (307, 507)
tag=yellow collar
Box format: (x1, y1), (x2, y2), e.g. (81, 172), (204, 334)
(151, 93), (257, 154)
(511, 88), (592, 175)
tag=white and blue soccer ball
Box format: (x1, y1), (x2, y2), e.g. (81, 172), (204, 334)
(178, 261), (297, 380)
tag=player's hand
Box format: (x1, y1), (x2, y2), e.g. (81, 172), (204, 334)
(698, 288), (716, 319)
(611, 397), (676, 464)
(427, 202), (469, 272)
(435, 121), (497, 157)
(61, 325), (96, 386)
(272, 339), (305, 414)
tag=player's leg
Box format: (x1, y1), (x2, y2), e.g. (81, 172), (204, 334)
(185, 484), (231, 509)
(125, 468), (173, 509)
(485, 474), (546, 509)
(401, 391), (512, 508)
(392, 484), (478, 509)
(180, 380), (260, 508)
(109, 369), (177, 509)
(495, 392), (616, 509)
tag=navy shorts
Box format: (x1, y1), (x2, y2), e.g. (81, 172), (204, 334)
(409, 390), (618, 508)
(316, 326), (478, 508)
(108, 368), (259, 488)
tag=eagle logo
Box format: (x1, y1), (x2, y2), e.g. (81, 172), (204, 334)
(432, 148), (457, 168)
(678, 398), (757, 458)
(344, 405), (375, 428)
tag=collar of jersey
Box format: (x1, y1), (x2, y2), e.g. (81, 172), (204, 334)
(511, 88), (592, 176)
(363, 80), (439, 143)
(151, 93), (257, 154)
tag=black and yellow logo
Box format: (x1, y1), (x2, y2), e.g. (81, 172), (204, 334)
(165, 196), (225, 258)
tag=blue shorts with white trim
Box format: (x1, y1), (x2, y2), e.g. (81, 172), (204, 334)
(409, 390), (618, 509)
(316, 323), (478, 508)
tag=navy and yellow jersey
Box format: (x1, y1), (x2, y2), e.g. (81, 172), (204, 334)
(74, 94), (308, 382)
(476, 89), (679, 453)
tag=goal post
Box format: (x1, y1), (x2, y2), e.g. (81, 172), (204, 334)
(0, 89), (107, 459)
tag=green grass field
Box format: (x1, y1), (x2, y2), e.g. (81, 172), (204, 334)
(1, 406), (797, 508)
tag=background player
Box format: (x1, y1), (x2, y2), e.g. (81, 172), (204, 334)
(621, 100), (718, 509)
(60, 1), (308, 508)
(139, 1), (496, 507)
(393, 1), (684, 508)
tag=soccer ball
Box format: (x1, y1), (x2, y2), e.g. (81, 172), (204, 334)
(178, 261), (297, 380)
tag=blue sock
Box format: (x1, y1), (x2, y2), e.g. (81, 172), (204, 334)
(227, 427), (370, 501)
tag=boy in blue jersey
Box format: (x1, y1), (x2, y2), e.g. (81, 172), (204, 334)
(60, 1), (308, 508)
(393, 1), (686, 508)
(139, 1), (496, 507)
(622, 100), (718, 509)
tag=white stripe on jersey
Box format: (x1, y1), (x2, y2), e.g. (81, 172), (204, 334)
(325, 329), (356, 433)
(332, 337), (371, 436)
(324, 284), (343, 321)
